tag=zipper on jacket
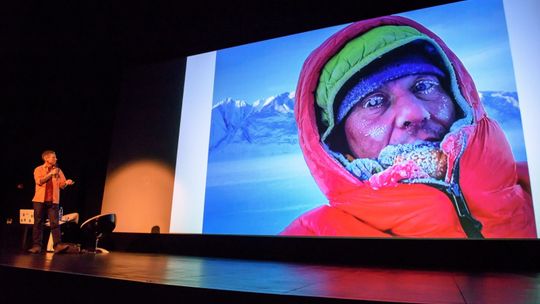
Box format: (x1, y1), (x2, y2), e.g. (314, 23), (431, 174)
(422, 152), (484, 239)
(430, 181), (484, 238)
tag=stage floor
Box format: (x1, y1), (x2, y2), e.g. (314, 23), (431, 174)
(1, 250), (538, 303)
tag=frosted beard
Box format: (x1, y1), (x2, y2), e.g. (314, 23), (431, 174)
(369, 141), (448, 189)
(327, 141), (448, 190)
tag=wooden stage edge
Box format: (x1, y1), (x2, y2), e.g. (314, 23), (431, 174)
(1, 248), (539, 304)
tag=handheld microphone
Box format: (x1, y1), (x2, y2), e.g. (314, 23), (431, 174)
(51, 164), (60, 177)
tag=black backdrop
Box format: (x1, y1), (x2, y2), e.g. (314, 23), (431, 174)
(5, 0), (539, 271)
(2, 0), (458, 230)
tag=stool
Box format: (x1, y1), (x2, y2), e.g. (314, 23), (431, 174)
(80, 213), (116, 253)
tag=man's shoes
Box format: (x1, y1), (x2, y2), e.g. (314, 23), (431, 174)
(53, 243), (69, 254)
(28, 245), (42, 254)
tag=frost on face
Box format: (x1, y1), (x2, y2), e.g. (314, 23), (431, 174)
(436, 95), (452, 121)
(366, 125), (387, 140)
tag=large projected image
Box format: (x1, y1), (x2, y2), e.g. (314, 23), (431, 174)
(202, 27), (344, 235)
(172, 0), (537, 238)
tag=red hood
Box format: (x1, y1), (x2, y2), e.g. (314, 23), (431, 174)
(293, 16), (536, 237)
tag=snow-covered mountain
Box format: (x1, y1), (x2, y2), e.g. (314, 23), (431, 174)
(209, 92), (296, 151)
(209, 98), (252, 150)
(208, 90), (524, 160)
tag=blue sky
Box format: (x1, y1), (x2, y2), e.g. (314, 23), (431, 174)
(211, 0), (515, 105)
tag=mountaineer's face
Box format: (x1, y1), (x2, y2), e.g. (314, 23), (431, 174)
(343, 74), (456, 159)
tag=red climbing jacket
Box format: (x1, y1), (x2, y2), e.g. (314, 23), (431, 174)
(281, 16), (537, 238)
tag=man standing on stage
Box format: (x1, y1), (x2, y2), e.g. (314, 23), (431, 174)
(28, 150), (75, 254)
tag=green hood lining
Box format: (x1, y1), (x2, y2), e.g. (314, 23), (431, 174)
(316, 25), (473, 143)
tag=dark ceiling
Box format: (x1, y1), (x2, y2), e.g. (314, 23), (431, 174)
(1, 0), (458, 221)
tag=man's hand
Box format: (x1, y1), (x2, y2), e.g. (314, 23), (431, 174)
(65, 179), (75, 186)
